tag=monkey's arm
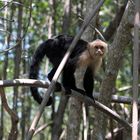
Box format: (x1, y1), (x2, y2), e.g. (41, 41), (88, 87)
(62, 66), (85, 95)
(83, 67), (94, 99)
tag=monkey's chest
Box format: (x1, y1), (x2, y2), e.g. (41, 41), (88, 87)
(74, 66), (87, 90)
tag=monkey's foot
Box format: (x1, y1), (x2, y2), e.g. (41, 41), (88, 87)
(46, 97), (53, 106)
(65, 88), (72, 95)
(76, 89), (86, 95)
(88, 96), (95, 103)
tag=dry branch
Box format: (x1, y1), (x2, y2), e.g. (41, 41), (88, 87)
(0, 78), (132, 131)
(0, 79), (50, 88)
(33, 122), (52, 136)
(0, 87), (19, 140)
(103, 0), (128, 41)
(70, 90), (132, 131)
(0, 79), (139, 105)
(132, 0), (140, 139)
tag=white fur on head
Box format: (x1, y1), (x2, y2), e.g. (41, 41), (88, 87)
(89, 39), (108, 56)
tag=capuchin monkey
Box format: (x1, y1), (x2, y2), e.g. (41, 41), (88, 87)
(29, 35), (108, 106)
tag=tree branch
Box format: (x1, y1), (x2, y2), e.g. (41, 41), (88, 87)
(70, 90), (132, 131)
(0, 79), (139, 105)
(0, 87), (19, 140)
(33, 122), (52, 136)
(0, 79), (50, 88)
(132, 0), (140, 138)
(0, 78), (132, 131)
(0, 0), (32, 54)
(103, 0), (128, 41)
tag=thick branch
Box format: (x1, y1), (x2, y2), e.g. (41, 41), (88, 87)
(0, 78), (132, 130)
(93, 92), (140, 105)
(103, 0), (128, 41)
(0, 87), (19, 140)
(0, 79), (50, 88)
(0, 79), (139, 105)
(70, 90), (132, 131)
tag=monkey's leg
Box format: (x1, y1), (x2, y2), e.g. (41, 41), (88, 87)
(62, 67), (86, 95)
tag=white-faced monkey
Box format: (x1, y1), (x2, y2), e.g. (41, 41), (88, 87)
(29, 35), (108, 106)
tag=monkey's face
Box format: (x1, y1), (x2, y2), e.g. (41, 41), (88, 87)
(94, 46), (105, 56)
(89, 40), (108, 58)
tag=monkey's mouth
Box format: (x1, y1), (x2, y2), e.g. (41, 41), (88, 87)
(95, 52), (103, 56)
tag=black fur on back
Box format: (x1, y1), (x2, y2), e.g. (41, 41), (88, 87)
(29, 35), (88, 106)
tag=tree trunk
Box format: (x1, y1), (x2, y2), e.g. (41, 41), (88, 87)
(0, 1), (9, 139)
(66, 1), (99, 139)
(0, 2), (14, 140)
(13, 0), (23, 112)
(62, 0), (71, 33)
(52, 1), (71, 139)
(11, 0), (23, 139)
(81, 0), (99, 41)
(92, 1), (134, 139)
(21, 40), (27, 140)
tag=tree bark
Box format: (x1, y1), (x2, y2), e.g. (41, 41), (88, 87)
(12, 0), (23, 139)
(62, 0), (71, 33)
(103, 0), (128, 41)
(0, 1), (11, 139)
(82, 0), (99, 139)
(66, 0), (99, 139)
(21, 40), (27, 140)
(13, 0), (23, 111)
(93, 1), (135, 139)
(52, 1), (71, 139)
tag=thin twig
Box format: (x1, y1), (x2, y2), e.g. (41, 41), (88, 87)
(0, 0), (12, 11)
(0, 0), (32, 54)
(0, 79), (50, 88)
(33, 122), (52, 136)
(0, 17), (14, 22)
(0, 29), (11, 34)
(78, 17), (106, 41)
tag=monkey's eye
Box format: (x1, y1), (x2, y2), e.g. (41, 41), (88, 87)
(100, 46), (104, 50)
(95, 46), (99, 49)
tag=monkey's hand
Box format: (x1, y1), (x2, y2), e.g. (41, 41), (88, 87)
(87, 95), (95, 103)
(75, 88), (86, 95)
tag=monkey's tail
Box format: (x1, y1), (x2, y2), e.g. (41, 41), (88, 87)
(29, 41), (53, 106)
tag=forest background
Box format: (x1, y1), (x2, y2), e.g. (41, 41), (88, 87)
(0, 0), (139, 140)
